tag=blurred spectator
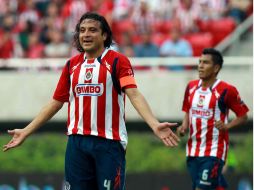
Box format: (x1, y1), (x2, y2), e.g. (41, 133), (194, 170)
(0, 14), (16, 58)
(0, 0), (18, 16)
(0, 28), (14, 58)
(89, 0), (114, 26)
(228, 0), (252, 23)
(44, 29), (70, 58)
(148, 0), (178, 21)
(112, 0), (134, 21)
(118, 31), (135, 57)
(174, 0), (200, 33)
(40, 2), (65, 44)
(18, 0), (40, 25)
(61, 0), (88, 41)
(26, 32), (45, 58)
(131, 0), (156, 34)
(197, 0), (228, 20)
(160, 27), (193, 57)
(134, 30), (159, 57)
(19, 21), (35, 51)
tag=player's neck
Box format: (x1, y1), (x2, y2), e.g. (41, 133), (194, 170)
(201, 78), (217, 88)
(85, 47), (105, 59)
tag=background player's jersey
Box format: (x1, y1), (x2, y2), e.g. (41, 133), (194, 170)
(53, 48), (137, 149)
(182, 79), (248, 160)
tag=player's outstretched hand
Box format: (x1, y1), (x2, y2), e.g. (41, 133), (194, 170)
(153, 122), (180, 147)
(3, 129), (28, 152)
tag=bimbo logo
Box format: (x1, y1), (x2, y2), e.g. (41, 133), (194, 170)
(191, 108), (213, 119)
(75, 83), (103, 96)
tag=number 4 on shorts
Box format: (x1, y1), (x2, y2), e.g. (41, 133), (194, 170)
(104, 179), (111, 190)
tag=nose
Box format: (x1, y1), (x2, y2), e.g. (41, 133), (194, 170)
(198, 61), (204, 68)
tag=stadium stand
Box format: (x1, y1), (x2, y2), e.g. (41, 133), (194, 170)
(0, 0), (252, 59)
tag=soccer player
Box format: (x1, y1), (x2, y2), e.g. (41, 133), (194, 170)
(177, 48), (249, 190)
(3, 12), (180, 190)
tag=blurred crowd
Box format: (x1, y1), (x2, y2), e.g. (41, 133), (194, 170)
(0, 0), (252, 59)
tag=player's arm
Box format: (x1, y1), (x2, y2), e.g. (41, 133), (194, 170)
(125, 88), (180, 147)
(215, 85), (249, 131)
(177, 112), (189, 137)
(215, 114), (248, 131)
(3, 99), (64, 152)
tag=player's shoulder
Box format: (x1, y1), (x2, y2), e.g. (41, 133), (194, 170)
(105, 48), (130, 62)
(187, 79), (200, 87)
(69, 53), (84, 64)
(217, 80), (237, 91)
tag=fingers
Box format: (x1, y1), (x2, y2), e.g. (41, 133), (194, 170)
(157, 122), (178, 130)
(162, 132), (180, 147)
(7, 130), (15, 135)
(3, 140), (16, 152)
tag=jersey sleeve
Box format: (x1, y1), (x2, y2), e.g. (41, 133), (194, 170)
(117, 55), (137, 90)
(226, 85), (249, 117)
(182, 83), (190, 112)
(53, 61), (70, 102)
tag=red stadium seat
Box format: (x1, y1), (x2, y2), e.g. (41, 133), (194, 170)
(153, 20), (173, 34)
(210, 18), (236, 45)
(184, 33), (213, 56)
(151, 33), (171, 46)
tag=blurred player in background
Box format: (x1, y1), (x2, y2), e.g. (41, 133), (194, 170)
(3, 12), (179, 190)
(177, 48), (249, 190)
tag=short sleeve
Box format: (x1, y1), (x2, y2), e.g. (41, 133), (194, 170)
(182, 84), (190, 112)
(226, 85), (249, 117)
(117, 55), (137, 89)
(53, 61), (70, 102)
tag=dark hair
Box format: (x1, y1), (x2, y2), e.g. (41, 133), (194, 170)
(202, 48), (223, 68)
(73, 12), (113, 52)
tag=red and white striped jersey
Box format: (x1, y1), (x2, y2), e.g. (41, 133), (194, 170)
(53, 48), (137, 149)
(182, 79), (249, 160)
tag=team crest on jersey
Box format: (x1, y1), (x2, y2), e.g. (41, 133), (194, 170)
(85, 70), (93, 80)
(75, 83), (103, 96)
(197, 95), (205, 107)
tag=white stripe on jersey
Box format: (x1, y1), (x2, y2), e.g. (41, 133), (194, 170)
(199, 89), (212, 156)
(199, 118), (208, 157)
(68, 73), (75, 134)
(77, 62), (86, 134)
(221, 140), (227, 160)
(105, 71), (113, 139)
(118, 93), (128, 149)
(90, 59), (100, 136)
(189, 117), (197, 156)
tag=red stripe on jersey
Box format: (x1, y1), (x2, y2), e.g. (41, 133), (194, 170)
(194, 118), (202, 156)
(97, 65), (106, 138)
(188, 85), (196, 155)
(72, 64), (82, 134)
(67, 102), (70, 132)
(83, 68), (93, 134)
(204, 93), (217, 156)
(188, 123), (193, 155)
(216, 114), (227, 158)
(112, 88), (120, 140)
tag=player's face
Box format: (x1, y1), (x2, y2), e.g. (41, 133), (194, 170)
(198, 54), (220, 80)
(79, 19), (107, 56)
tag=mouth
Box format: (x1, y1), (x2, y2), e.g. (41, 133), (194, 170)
(82, 40), (93, 45)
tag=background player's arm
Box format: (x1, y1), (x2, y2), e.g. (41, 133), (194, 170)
(215, 114), (248, 131)
(3, 99), (64, 152)
(125, 88), (180, 147)
(177, 112), (189, 137)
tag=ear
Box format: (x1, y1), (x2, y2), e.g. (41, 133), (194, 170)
(214, 64), (220, 74)
(102, 33), (107, 41)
